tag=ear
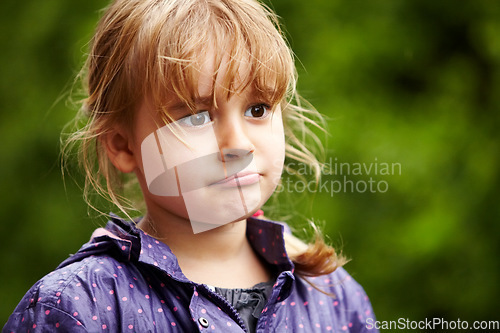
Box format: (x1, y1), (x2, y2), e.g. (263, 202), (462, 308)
(101, 127), (137, 173)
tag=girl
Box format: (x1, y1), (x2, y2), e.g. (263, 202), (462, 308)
(4, 0), (377, 332)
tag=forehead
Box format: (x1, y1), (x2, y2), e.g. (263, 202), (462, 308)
(195, 50), (254, 99)
(152, 49), (282, 115)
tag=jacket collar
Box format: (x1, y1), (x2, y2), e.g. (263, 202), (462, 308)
(60, 215), (295, 284)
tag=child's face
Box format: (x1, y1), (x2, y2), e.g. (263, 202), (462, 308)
(132, 56), (285, 233)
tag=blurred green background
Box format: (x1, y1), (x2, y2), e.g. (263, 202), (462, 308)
(1, 0), (499, 327)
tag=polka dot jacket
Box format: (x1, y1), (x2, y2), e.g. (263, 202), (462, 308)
(3, 216), (378, 332)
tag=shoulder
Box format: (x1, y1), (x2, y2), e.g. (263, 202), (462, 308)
(4, 255), (142, 332)
(313, 267), (374, 312)
(41, 254), (140, 303)
(293, 267), (377, 332)
(327, 267), (372, 302)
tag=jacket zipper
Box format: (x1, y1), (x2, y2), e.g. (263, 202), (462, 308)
(198, 284), (249, 332)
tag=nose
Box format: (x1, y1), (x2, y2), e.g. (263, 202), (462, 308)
(219, 148), (254, 162)
(215, 119), (255, 162)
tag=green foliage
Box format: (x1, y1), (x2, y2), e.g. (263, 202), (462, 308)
(1, 0), (499, 325)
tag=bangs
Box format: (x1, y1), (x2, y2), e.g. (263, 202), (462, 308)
(128, 0), (295, 120)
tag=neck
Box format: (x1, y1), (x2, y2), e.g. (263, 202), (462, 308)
(137, 203), (271, 288)
(139, 211), (249, 262)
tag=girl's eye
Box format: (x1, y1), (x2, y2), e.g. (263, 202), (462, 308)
(177, 111), (211, 127)
(244, 104), (269, 118)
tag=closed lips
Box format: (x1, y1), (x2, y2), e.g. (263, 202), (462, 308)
(211, 172), (260, 186)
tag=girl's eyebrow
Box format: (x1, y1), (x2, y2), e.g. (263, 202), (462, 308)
(168, 96), (213, 111)
(256, 87), (279, 99)
(194, 96), (213, 106)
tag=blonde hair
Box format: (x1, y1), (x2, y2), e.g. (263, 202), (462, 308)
(63, 0), (345, 279)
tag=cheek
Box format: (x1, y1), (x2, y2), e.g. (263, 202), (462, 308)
(268, 112), (286, 164)
(256, 112), (286, 182)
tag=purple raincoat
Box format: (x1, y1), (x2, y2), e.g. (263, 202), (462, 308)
(3, 216), (378, 332)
